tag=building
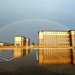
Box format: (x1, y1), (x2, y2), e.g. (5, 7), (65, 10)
(69, 30), (75, 46)
(0, 42), (10, 46)
(14, 36), (30, 46)
(38, 30), (75, 46)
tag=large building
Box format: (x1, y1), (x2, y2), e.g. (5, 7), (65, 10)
(14, 36), (30, 46)
(38, 30), (75, 46)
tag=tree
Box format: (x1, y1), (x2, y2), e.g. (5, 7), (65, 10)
(32, 42), (35, 45)
(10, 43), (14, 45)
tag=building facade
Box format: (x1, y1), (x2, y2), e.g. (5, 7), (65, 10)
(14, 36), (30, 46)
(0, 42), (10, 46)
(38, 30), (75, 46)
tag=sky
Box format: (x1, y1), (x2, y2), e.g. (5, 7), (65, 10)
(0, 0), (75, 44)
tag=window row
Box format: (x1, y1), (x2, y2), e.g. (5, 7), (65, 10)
(40, 44), (70, 46)
(44, 40), (70, 42)
(44, 32), (68, 34)
(44, 36), (69, 38)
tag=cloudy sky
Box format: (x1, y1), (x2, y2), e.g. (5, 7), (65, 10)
(0, 0), (75, 44)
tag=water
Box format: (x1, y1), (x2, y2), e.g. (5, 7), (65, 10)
(0, 48), (75, 75)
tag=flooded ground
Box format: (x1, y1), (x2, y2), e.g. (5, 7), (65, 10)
(0, 48), (75, 75)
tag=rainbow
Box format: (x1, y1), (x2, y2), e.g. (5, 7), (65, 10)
(0, 18), (70, 31)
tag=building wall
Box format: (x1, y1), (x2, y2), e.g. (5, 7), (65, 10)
(38, 30), (75, 46)
(0, 43), (3, 46)
(14, 36), (30, 46)
(69, 30), (75, 46)
(26, 39), (30, 46)
(38, 31), (44, 45)
(0, 42), (10, 46)
(14, 37), (23, 46)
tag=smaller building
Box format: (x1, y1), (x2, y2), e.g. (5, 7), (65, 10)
(14, 36), (30, 46)
(0, 42), (10, 46)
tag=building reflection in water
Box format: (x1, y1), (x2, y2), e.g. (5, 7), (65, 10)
(38, 48), (72, 65)
(14, 48), (30, 58)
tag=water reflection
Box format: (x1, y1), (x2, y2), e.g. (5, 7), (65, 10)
(38, 48), (72, 64)
(0, 48), (75, 75)
(14, 48), (30, 58)
(0, 49), (14, 61)
(0, 48), (30, 61)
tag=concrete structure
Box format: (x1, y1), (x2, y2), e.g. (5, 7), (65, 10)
(26, 38), (30, 46)
(38, 30), (75, 46)
(0, 42), (10, 46)
(69, 30), (75, 46)
(14, 36), (30, 46)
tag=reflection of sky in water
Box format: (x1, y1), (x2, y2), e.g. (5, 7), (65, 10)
(0, 48), (75, 75)
(0, 49), (14, 61)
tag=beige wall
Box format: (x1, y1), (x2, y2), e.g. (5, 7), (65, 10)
(26, 39), (30, 46)
(38, 31), (70, 46)
(14, 36), (30, 46)
(14, 37), (23, 46)
(69, 30), (75, 46)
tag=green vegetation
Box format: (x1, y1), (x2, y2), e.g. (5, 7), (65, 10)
(10, 43), (14, 46)
(32, 42), (35, 45)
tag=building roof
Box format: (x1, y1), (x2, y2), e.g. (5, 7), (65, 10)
(38, 30), (68, 33)
(15, 36), (30, 40)
(69, 30), (75, 31)
(38, 30), (75, 33)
